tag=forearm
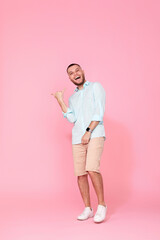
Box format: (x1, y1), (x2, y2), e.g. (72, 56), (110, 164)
(57, 98), (68, 113)
(81, 121), (100, 144)
(88, 121), (100, 132)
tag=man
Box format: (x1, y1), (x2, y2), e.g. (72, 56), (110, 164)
(52, 63), (107, 223)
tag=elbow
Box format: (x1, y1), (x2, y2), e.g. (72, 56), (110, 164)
(91, 114), (103, 122)
(66, 114), (77, 123)
(62, 108), (76, 123)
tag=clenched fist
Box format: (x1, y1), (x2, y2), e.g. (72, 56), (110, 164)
(51, 88), (66, 101)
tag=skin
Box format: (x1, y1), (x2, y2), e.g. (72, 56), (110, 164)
(51, 64), (106, 210)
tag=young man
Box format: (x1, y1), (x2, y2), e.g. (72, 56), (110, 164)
(52, 63), (107, 223)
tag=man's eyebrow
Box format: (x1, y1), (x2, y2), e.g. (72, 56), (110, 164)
(68, 67), (79, 74)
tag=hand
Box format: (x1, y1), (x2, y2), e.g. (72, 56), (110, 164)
(51, 88), (66, 101)
(81, 131), (91, 145)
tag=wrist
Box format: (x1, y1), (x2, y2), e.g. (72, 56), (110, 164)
(58, 98), (63, 103)
(86, 127), (93, 133)
(86, 131), (91, 134)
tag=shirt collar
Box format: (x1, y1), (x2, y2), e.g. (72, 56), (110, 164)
(74, 80), (90, 92)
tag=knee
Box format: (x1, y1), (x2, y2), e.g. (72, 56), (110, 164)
(88, 171), (99, 177)
(77, 174), (87, 182)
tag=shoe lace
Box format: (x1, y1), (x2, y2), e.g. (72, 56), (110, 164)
(81, 208), (91, 215)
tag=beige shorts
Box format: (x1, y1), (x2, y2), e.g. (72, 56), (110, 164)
(72, 137), (105, 176)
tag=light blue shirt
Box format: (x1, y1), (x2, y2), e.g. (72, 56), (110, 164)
(62, 80), (106, 144)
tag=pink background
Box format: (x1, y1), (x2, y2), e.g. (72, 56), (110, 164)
(1, 0), (160, 239)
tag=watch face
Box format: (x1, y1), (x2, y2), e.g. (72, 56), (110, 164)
(86, 127), (90, 131)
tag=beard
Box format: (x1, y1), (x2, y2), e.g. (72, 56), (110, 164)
(73, 73), (85, 86)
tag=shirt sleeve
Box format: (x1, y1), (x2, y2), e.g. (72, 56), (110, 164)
(62, 97), (77, 123)
(91, 82), (106, 121)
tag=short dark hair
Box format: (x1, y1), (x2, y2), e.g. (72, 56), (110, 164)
(66, 63), (81, 72)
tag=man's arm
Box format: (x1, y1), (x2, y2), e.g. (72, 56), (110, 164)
(81, 121), (100, 144)
(81, 82), (106, 145)
(51, 89), (76, 123)
(57, 98), (68, 113)
(91, 82), (106, 121)
(51, 88), (68, 112)
(88, 121), (100, 131)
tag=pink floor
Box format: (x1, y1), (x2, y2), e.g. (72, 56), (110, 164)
(1, 193), (160, 240)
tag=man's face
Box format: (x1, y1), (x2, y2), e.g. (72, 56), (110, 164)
(67, 65), (85, 86)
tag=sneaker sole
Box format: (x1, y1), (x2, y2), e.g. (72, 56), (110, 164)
(77, 212), (94, 220)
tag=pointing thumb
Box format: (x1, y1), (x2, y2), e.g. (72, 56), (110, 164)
(62, 88), (66, 94)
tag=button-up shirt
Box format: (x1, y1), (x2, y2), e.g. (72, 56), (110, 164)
(62, 80), (106, 144)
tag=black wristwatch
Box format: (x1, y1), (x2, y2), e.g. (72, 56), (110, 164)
(86, 127), (93, 133)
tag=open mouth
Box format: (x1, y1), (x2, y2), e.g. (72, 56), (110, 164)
(75, 76), (81, 80)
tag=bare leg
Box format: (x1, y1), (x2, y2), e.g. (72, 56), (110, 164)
(88, 171), (106, 206)
(77, 174), (92, 210)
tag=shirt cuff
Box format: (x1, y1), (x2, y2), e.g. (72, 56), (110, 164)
(62, 107), (72, 118)
(91, 114), (103, 121)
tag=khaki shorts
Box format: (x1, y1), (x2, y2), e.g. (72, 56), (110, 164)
(72, 137), (105, 176)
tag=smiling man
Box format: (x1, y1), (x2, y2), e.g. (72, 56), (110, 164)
(52, 63), (107, 223)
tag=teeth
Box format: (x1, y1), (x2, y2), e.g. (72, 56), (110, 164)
(75, 76), (80, 80)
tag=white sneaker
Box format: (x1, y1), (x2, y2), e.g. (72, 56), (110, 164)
(77, 207), (94, 220)
(94, 204), (107, 223)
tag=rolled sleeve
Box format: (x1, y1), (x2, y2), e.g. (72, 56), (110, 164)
(91, 82), (106, 121)
(62, 98), (77, 123)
